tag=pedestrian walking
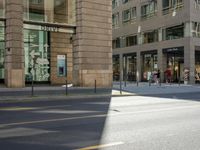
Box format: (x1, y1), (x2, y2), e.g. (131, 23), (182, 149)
(164, 67), (172, 83)
(156, 69), (160, 84)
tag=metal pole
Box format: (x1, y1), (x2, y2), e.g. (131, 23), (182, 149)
(137, 80), (139, 87)
(159, 75), (161, 87)
(66, 79), (68, 95)
(94, 79), (97, 93)
(179, 77), (181, 86)
(120, 78), (122, 95)
(124, 75), (127, 87)
(31, 74), (34, 96)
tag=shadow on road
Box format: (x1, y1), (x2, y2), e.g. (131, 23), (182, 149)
(0, 96), (112, 150)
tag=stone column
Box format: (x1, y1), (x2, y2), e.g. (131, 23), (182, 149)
(184, 39), (195, 84)
(73, 0), (112, 87)
(157, 49), (164, 82)
(5, 0), (24, 88)
(136, 51), (141, 82)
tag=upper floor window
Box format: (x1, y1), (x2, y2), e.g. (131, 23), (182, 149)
(112, 0), (119, 9)
(162, 0), (183, 15)
(192, 22), (200, 38)
(126, 35), (137, 47)
(195, 0), (200, 9)
(122, 7), (137, 23)
(165, 24), (184, 40)
(122, 9), (131, 23)
(112, 12), (119, 28)
(112, 38), (121, 49)
(141, 0), (157, 20)
(122, 0), (129, 4)
(23, 0), (76, 25)
(142, 30), (158, 44)
(0, 0), (5, 18)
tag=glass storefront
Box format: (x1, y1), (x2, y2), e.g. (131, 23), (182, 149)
(163, 47), (184, 82)
(141, 51), (158, 81)
(23, 0), (76, 25)
(195, 51), (200, 83)
(123, 53), (136, 81)
(24, 29), (50, 82)
(113, 55), (120, 81)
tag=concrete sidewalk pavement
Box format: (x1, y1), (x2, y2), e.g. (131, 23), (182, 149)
(0, 85), (112, 101)
(1, 82), (200, 102)
(112, 82), (200, 96)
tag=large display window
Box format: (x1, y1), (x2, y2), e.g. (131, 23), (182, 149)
(24, 29), (50, 82)
(0, 22), (4, 82)
(23, 0), (75, 25)
(141, 52), (157, 81)
(163, 47), (184, 82)
(195, 51), (200, 83)
(123, 53), (136, 81)
(113, 55), (120, 81)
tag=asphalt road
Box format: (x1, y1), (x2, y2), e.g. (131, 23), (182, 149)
(0, 93), (200, 150)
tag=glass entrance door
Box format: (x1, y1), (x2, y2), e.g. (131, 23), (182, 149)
(167, 52), (184, 82)
(24, 29), (50, 82)
(0, 41), (4, 82)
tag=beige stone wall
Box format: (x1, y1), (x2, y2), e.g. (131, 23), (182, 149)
(50, 32), (73, 85)
(5, 0), (25, 88)
(73, 0), (113, 87)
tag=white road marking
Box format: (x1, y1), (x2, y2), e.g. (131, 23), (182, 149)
(77, 142), (124, 150)
(0, 127), (55, 138)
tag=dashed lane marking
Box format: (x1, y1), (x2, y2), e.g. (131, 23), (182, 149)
(0, 107), (36, 111)
(76, 142), (124, 150)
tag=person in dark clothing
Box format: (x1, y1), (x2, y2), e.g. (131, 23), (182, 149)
(156, 69), (160, 84)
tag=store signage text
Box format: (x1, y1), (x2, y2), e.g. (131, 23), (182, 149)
(163, 46), (184, 53)
(41, 26), (60, 32)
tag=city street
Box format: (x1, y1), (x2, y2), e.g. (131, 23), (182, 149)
(0, 92), (200, 150)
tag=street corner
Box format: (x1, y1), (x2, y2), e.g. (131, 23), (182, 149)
(112, 89), (137, 97)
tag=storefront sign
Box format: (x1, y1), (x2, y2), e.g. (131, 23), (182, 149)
(163, 46), (184, 53)
(41, 26), (60, 32)
(57, 55), (66, 77)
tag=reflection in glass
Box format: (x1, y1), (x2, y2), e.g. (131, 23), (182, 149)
(0, 0), (4, 18)
(113, 55), (120, 81)
(24, 0), (45, 22)
(0, 23), (4, 80)
(24, 0), (76, 25)
(142, 53), (157, 81)
(24, 29), (50, 82)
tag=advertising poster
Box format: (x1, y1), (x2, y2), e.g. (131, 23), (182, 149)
(57, 55), (66, 77)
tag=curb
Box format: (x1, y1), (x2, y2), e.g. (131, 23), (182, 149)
(0, 94), (112, 103)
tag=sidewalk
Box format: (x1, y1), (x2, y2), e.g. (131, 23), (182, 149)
(1, 82), (200, 101)
(112, 82), (200, 96)
(0, 84), (112, 101)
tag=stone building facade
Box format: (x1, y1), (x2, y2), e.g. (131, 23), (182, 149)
(0, 0), (112, 88)
(112, 0), (200, 84)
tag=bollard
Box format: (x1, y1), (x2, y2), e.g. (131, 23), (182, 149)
(137, 80), (139, 87)
(179, 78), (181, 86)
(66, 79), (68, 95)
(149, 80), (151, 86)
(94, 79), (97, 93)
